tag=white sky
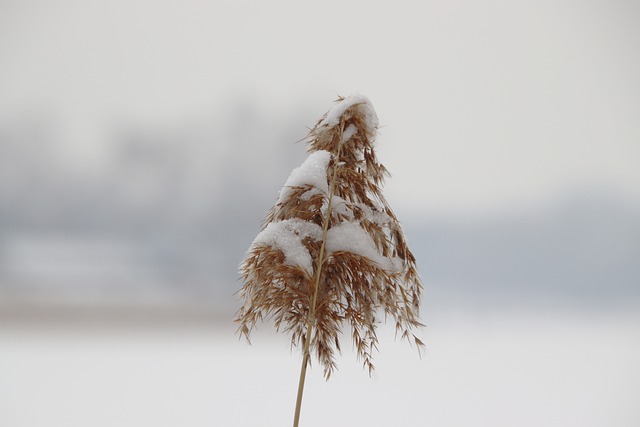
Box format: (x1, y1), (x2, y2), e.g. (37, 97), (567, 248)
(1, 0), (639, 217)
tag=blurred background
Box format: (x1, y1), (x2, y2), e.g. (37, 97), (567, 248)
(1, 0), (639, 426)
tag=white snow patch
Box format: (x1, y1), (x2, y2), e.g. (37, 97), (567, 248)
(329, 195), (352, 217)
(358, 203), (392, 226)
(299, 188), (323, 201)
(252, 219), (323, 274)
(320, 94), (379, 134)
(342, 124), (358, 143)
(326, 221), (402, 273)
(278, 150), (332, 204)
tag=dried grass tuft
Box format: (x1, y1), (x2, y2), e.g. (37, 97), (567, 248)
(235, 95), (424, 379)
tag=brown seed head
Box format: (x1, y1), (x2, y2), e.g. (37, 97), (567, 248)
(235, 95), (424, 378)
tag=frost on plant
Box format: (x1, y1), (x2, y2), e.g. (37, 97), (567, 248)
(235, 95), (424, 379)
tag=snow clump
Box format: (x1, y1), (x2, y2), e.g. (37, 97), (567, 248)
(252, 219), (323, 275)
(319, 94), (379, 136)
(326, 221), (403, 273)
(278, 150), (332, 204)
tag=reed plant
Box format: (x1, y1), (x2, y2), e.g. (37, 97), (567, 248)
(235, 95), (424, 427)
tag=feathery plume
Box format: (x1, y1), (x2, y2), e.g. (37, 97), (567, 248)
(234, 94), (424, 425)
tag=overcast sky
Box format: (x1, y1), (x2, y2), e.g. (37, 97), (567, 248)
(1, 0), (639, 218)
(2, 8), (638, 424)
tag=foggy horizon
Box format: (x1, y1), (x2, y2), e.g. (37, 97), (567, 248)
(1, 1), (639, 426)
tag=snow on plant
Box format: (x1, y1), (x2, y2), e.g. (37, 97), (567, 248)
(235, 94), (424, 426)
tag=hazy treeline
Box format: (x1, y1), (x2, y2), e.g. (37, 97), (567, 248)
(0, 106), (638, 311)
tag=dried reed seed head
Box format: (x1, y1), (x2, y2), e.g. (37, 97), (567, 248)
(235, 95), (424, 378)
(309, 94), (379, 154)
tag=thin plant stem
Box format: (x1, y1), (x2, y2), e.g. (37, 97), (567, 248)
(292, 124), (345, 427)
(237, 96), (424, 426)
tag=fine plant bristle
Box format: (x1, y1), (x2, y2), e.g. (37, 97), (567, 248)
(235, 94), (424, 379)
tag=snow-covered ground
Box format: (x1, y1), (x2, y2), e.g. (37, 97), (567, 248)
(2, 308), (638, 427)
